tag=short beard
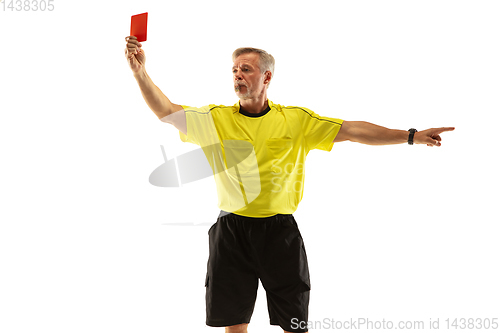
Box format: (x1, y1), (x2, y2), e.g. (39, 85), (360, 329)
(236, 90), (252, 99)
(235, 83), (252, 99)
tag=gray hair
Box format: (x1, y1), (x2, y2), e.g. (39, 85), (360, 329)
(232, 47), (275, 86)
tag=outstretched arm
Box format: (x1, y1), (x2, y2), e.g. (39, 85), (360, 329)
(334, 121), (455, 146)
(125, 35), (185, 122)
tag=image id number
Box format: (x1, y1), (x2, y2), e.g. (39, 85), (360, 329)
(446, 318), (498, 330)
(2, 0), (55, 11)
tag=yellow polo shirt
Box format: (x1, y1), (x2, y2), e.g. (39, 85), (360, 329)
(178, 100), (343, 217)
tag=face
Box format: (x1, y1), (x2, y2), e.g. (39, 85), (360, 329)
(232, 53), (270, 100)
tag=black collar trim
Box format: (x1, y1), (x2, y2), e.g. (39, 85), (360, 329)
(239, 104), (271, 118)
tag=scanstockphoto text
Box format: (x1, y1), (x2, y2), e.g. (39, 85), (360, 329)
(270, 160), (305, 194)
(291, 317), (499, 331)
(1, 0), (54, 11)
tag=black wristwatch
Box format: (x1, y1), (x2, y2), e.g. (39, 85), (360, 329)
(408, 128), (418, 145)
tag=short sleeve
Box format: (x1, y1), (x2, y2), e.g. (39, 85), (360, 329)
(177, 105), (220, 147)
(297, 107), (344, 152)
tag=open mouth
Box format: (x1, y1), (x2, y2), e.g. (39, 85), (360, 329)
(235, 81), (247, 90)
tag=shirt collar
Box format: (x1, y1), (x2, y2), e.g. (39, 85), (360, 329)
(233, 99), (274, 114)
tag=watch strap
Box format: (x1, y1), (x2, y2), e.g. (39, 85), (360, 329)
(408, 128), (418, 145)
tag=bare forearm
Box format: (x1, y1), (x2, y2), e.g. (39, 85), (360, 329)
(335, 121), (455, 146)
(346, 121), (408, 145)
(133, 70), (180, 119)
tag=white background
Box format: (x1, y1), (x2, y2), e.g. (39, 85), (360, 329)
(1, 0), (499, 332)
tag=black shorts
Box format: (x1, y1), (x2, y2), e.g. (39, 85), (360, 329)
(205, 210), (310, 333)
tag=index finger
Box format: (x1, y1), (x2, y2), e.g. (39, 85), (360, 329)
(125, 36), (137, 42)
(437, 127), (455, 133)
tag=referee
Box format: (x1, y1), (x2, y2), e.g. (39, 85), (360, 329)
(125, 36), (454, 333)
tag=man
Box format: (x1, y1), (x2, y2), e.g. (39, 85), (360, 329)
(124, 36), (454, 333)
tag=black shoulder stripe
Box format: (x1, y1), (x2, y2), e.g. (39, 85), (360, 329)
(184, 105), (224, 114)
(284, 106), (343, 126)
(185, 110), (211, 114)
(184, 108), (213, 114)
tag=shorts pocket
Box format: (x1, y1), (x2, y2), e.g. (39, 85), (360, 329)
(300, 240), (311, 291)
(300, 279), (311, 292)
(208, 221), (218, 235)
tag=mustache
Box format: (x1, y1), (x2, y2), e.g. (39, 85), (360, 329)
(234, 80), (247, 87)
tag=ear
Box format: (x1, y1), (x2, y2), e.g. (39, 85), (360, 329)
(264, 71), (272, 84)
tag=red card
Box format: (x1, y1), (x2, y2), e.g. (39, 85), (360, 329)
(130, 12), (148, 42)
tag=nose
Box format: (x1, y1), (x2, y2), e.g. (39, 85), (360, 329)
(233, 68), (242, 81)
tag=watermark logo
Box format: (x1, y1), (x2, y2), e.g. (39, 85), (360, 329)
(149, 145), (213, 187)
(151, 139), (261, 225)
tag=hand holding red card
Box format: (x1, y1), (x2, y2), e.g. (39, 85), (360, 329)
(130, 12), (148, 42)
(125, 12), (147, 75)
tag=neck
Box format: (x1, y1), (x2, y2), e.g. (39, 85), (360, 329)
(239, 92), (268, 114)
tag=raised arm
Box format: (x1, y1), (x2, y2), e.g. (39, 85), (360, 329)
(124, 36), (186, 134)
(334, 121), (455, 146)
